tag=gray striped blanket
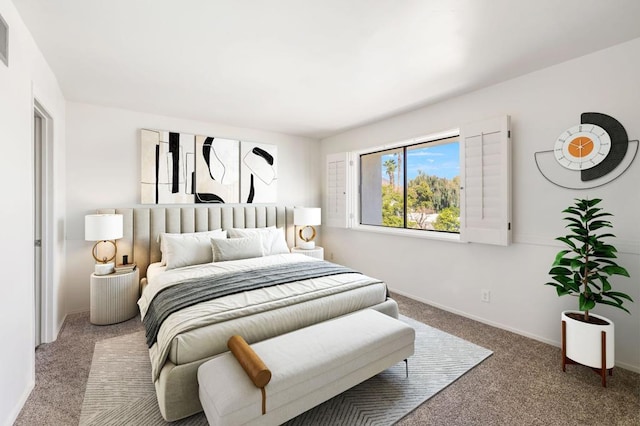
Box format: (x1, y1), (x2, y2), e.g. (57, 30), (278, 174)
(143, 261), (360, 347)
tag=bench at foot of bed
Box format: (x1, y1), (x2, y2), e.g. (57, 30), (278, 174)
(198, 309), (415, 426)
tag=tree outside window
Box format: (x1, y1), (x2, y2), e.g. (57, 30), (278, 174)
(361, 136), (460, 233)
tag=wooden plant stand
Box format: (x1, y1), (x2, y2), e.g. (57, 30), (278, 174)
(562, 320), (613, 387)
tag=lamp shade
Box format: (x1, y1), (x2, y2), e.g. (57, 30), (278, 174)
(293, 207), (321, 226)
(85, 214), (123, 241)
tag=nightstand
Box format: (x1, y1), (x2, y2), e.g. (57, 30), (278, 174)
(90, 268), (139, 325)
(291, 246), (324, 260)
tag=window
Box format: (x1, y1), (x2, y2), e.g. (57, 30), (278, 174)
(325, 115), (511, 246)
(360, 136), (460, 233)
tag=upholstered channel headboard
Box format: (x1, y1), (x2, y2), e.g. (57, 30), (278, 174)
(97, 205), (294, 279)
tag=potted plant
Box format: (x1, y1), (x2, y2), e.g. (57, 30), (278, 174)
(546, 198), (632, 386)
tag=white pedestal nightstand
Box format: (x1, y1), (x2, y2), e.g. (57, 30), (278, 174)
(291, 246), (324, 260)
(90, 268), (139, 325)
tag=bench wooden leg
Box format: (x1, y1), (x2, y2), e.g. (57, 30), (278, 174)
(404, 359), (408, 378)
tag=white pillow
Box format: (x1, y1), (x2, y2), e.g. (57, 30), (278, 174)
(161, 230), (227, 270)
(227, 226), (290, 256)
(158, 229), (226, 265)
(211, 235), (264, 262)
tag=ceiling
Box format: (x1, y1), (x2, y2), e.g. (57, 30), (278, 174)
(13, 0), (640, 139)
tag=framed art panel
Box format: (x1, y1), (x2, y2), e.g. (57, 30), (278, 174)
(140, 129), (195, 204)
(240, 141), (278, 203)
(194, 136), (240, 203)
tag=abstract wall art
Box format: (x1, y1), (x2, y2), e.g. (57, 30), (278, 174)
(141, 129), (277, 204)
(194, 135), (240, 203)
(240, 141), (278, 203)
(141, 129), (195, 204)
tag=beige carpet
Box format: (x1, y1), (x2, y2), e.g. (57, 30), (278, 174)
(79, 315), (492, 425)
(15, 294), (640, 425)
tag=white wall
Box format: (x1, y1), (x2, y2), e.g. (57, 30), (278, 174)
(321, 38), (640, 371)
(64, 102), (321, 313)
(0, 1), (66, 425)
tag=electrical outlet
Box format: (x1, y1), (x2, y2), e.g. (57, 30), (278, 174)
(481, 289), (491, 303)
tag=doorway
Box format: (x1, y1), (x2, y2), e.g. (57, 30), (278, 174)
(33, 101), (51, 348)
(34, 109), (43, 347)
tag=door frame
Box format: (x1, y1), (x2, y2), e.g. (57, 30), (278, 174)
(33, 99), (54, 344)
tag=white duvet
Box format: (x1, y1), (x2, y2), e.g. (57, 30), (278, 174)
(139, 253), (385, 380)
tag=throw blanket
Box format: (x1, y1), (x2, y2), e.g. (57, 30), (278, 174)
(144, 261), (359, 347)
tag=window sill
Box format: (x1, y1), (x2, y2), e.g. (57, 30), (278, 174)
(352, 224), (463, 243)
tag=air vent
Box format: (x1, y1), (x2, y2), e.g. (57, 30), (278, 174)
(0, 13), (7, 67)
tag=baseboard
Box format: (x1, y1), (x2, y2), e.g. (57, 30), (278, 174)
(4, 379), (34, 426)
(55, 313), (67, 340)
(390, 288), (640, 374)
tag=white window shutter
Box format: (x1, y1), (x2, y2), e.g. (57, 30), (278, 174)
(460, 115), (512, 246)
(325, 152), (353, 228)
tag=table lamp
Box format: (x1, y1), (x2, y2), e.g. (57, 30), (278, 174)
(293, 207), (321, 249)
(85, 214), (123, 275)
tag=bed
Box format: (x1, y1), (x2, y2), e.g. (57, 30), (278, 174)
(98, 205), (398, 421)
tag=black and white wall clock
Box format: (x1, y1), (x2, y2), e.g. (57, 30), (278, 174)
(535, 112), (638, 189)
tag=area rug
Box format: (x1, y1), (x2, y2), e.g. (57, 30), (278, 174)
(79, 315), (492, 425)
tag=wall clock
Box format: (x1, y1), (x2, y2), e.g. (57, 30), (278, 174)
(535, 112), (638, 189)
(554, 124), (611, 171)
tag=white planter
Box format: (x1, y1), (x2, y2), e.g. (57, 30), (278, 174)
(562, 310), (614, 369)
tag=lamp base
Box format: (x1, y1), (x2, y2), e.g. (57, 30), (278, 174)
(94, 262), (115, 276)
(298, 241), (316, 250)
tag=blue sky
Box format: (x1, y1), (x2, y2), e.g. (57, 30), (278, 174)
(381, 141), (460, 181)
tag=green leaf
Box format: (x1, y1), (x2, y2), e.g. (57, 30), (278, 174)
(569, 259), (584, 271)
(598, 276), (611, 292)
(563, 206), (581, 215)
(602, 265), (630, 277)
(595, 260), (619, 268)
(545, 282), (573, 297)
(598, 300), (631, 314)
(585, 208), (603, 220)
(567, 279), (581, 292)
(549, 267), (571, 276)
(591, 219), (606, 226)
(571, 236), (589, 245)
(604, 291), (634, 302)
(604, 294), (624, 304)
(596, 233), (616, 240)
(589, 221), (612, 231)
(554, 257), (574, 267)
(550, 275), (573, 286)
(552, 250), (570, 264)
(588, 212), (612, 220)
(587, 281), (601, 291)
(563, 217), (584, 227)
(573, 227), (589, 236)
(555, 237), (577, 249)
(592, 249), (617, 259)
(586, 209), (611, 221)
(579, 294), (596, 311)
